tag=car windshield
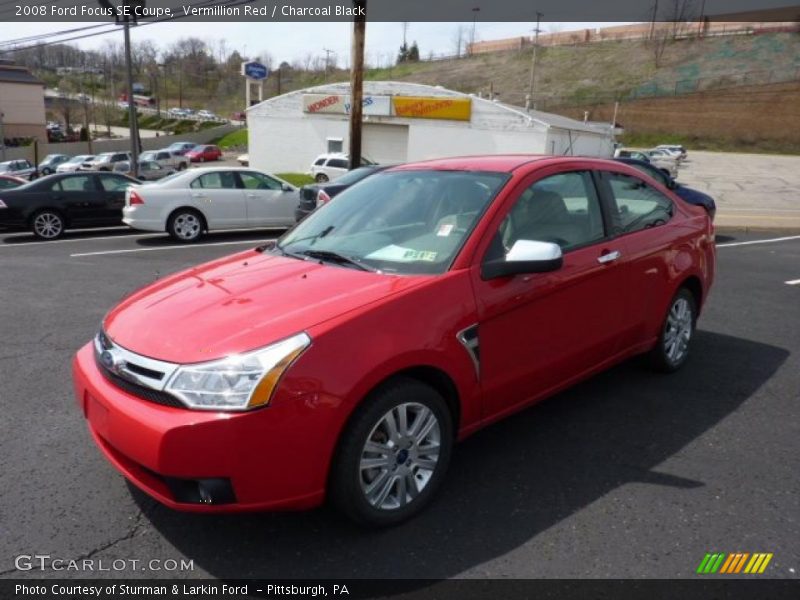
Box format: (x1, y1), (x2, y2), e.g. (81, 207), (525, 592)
(0, 163), (11, 173)
(140, 151), (157, 160)
(332, 167), (378, 186)
(278, 170), (508, 275)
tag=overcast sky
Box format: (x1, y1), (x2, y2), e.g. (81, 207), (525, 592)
(4, 21), (627, 67)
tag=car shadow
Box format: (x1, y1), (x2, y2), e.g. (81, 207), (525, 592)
(133, 229), (289, 248)
(134, 330), (787, 580)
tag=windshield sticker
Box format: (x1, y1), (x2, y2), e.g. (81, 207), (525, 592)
(366, 245), (438, 262)
(437, 223), (454, 237)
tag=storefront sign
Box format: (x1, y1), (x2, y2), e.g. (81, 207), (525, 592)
(302, 94), (392, 116)
(392, 96), (472, 121)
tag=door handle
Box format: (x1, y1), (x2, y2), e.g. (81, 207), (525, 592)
(191, 192), (206, 199)
(597, 250), (621, 264)
(246, 193), (257, 198)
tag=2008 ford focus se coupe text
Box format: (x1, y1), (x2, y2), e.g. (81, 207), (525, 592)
(73, 156), (715, 526)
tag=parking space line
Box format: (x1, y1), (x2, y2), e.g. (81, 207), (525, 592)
(785, 279), (800, 286)
(717, 235), (800, 248)
(1, 232), (160, 247)
(70, 239), (274, 257)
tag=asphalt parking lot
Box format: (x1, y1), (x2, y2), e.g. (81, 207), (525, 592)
(0, 227), (798, 580)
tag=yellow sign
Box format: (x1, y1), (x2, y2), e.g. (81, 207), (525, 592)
(392, 96), (471, 121)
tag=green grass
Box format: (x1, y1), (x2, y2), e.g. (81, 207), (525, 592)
(214, 128), (248, 150)
(276, 172), (314, 186)
(620, 132), (800, 155)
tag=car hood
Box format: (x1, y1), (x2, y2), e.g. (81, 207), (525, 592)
(104, 250), (429, 363)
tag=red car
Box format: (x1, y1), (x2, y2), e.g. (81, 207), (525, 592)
(73, 156), (715, 525)
(0, 174), (27, 190)
(184, 144), (222, 162)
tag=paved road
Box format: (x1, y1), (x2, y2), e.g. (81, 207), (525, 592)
(0, 229), (798, 581)
(677, 151), (800, 231)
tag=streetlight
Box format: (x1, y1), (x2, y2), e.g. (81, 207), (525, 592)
(470, 7), (481, 56)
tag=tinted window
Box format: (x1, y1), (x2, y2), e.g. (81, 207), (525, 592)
(493, 171), (605, 255)
(99, 174), (134, 191)
(190, 172), (237, 189)
(327, 159), (348, 169)
(157, 152), (170, 160)
(314, 158), (326, 166)
(334, 167), (376, 186)
(0, 179), (19, 189)
(239, 172), (282, 190)
(58, 176), (95, 192)
(627, 162), (670, 188)
(607, 173), (673, 234)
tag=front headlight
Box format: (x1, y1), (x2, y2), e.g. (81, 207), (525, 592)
(165, 333), (310, 411)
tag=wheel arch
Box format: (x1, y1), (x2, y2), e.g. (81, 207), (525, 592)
(678, 274), (704, 317)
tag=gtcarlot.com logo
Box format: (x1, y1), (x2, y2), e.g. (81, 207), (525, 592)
(14, 554), (194, 572)
(697, 552), (773, 574)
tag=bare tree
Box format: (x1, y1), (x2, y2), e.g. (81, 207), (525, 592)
(649, 0), (699, 66)
(452, 25), (468, 58)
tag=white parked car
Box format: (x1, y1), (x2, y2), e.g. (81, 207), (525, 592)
(139, 149), (190, 171)
(56, 155), (95, 173)
(655, 145), (688, 160)
(122, 167), (299, 242)
(236, 153), (249, 166)
(309, 153), (375, 183)
(197, 109), (217, 120)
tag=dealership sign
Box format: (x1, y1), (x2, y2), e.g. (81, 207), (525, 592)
(393, 96), (472, 121)
(241, 62), (269, 80)
(302, 94), (392, 116)
(303, 94), (472, 121)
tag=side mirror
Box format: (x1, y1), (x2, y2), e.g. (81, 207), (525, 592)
(481, 240), (563, 280)
(281, 183), (294, 192)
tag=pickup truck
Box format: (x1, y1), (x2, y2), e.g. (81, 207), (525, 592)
(139, 149), (190, 171)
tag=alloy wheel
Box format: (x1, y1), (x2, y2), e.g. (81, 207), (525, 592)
(33, 212), (63, 239)
(663, 297), (693, 364)
(173, 213), (201, 240)
(359, 402), (441, 511)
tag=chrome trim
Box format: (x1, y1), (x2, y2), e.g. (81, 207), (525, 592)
(456, 324), (480, 378)
(94, 332), (181, 393)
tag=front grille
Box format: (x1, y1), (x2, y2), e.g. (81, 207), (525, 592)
(97, 359), (185, 409)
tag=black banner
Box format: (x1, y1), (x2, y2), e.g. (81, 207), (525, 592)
(3, 580), (800, 600)
(3, 0), (800, 23)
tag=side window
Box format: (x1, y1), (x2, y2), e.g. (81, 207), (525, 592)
(59, 175), (94, 192)
(327, 159), (348, 169)
(99, 174), (131, 191)
(190, 172), (238, 189)
(239, 172), (281, 190)
(157, 152), (170, 160)
(607, 173), (673, 234)
(492, 171), (605, 256)
(314, 158), (326, 166)
(50, 180), (63, 192)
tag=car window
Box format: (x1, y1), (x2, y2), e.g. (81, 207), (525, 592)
(327, 159), (348, 169)
(99, 174), (133, 191)
(629, 163), (670, 188)
(58, 175), (95, 192)
(0, 179), (19, 189)
(279, 170), (508, 275)
(157, 152), (170, 160)
(190, 172), (238, 189)
(607, 173), (673, 234)
(239, 172), (282, 190)
(314, 158), (326, 166)
(491, 171), (605, 257)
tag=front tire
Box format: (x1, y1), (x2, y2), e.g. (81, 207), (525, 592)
(315, 173), (329, 183)
(31, 210), (65, 240)
(330, 378), (454, 527)
(167, 209), (204, 243)
(650, 288), (696, 372)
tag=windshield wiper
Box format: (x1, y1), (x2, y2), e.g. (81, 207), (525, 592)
(302, 249), (376, 272)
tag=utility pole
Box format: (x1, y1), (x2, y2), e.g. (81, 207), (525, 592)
(122, 17), (140, 175)
(323, 48), (335, 82)
(348, 0), (367, 170)
(470, 7), (480, 56)
(526, 11), (543, 111)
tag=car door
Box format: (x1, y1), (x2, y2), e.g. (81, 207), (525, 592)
(595, 170), (678, 347)
(51, 174), (106, 224)
(238, 171), (296, 227)
(188, 171), (247, 229)
(97, 173), (134, 222)
(470, 168), (631, 419)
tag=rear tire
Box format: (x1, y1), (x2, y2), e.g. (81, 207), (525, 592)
(315, 173), (329, 183)
(31, 210), (65, 240)
(330, 378), (454, 527)
(167, 209), (204, 243)
(649, 288), (696, 372)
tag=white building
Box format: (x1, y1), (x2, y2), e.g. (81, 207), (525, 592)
(247, 81), (614, 174)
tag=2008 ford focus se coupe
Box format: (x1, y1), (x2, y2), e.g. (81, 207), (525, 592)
(73, 156), (715, 525)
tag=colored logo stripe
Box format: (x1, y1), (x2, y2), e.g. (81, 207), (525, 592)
(700, 552), (773, 574)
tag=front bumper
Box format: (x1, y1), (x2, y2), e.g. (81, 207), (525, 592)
(72, 343), (328, 512)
